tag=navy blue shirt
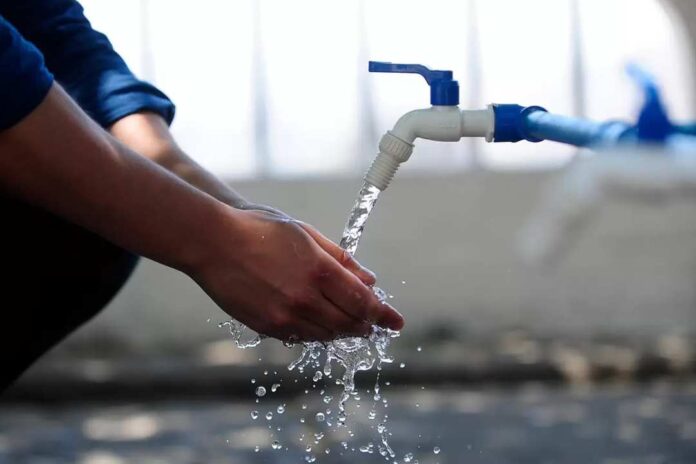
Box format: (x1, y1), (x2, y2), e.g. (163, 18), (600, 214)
(0, 0), (175, 131)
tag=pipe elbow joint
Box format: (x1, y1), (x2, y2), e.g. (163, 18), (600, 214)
(391, 107), (463, 144)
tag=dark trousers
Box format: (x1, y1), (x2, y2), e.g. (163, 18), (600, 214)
(0, 195), (138, 391)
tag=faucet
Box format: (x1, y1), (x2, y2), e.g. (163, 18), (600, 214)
(363, 61), (636, 191)
(364, 61), (495, 191)
(365, 61), (696, 266)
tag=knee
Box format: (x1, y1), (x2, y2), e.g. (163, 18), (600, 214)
(79, 245), (140, 316)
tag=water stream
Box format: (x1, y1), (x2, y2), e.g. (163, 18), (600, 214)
(220, 181), (404, 461)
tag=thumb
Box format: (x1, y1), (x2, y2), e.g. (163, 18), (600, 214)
(298, 222), (377, 286)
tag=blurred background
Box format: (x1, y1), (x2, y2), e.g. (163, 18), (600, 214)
(2, 0), (696, 463)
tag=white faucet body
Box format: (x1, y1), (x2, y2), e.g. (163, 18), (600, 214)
(365, 106), (495, 191)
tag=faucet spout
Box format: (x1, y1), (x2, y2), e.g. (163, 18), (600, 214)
(364, 106), (495, 191)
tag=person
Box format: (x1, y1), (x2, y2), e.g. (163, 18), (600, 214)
(0, 0), (403, 390)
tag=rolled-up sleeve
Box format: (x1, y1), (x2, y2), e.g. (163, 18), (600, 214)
(2, 0), (175, 128)
(0, 15), (54, 131)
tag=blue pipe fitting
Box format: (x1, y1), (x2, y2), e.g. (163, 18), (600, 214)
(492, 104), (547, 143)
(627, 65), (674, 143)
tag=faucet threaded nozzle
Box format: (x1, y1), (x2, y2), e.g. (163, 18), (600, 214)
(364, 132), (414, 191)
(365, 152), (400, 191)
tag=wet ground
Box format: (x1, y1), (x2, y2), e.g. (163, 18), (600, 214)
(1, 380), (695, 464)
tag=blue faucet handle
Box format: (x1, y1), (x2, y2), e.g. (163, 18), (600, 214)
(626, 63), (674, 142)
(368, 61), (460, 106)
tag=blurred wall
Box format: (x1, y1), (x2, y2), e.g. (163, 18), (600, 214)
(57, 3), (696, 355)
(60, 170), (696, 355)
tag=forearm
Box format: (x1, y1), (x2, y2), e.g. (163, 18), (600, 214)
(109, 112), (250, 209)
(0, 85), (236, 272)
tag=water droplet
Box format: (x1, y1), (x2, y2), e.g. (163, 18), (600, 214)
(305, 455), (316, 463)
(271, 383), (280, 392)
(263, 370), (268, 376)
(265, 412), (273, 420)
(323, 395), (333, 404)
(359, 443), (374, 454)
(401, 280), (406, 285)
(368, 410), (377, 420)
(254, 446), (259, 453)
(255, 386), (266, 397)
(416, 346), (422, 352)
(313, 371), (323, 382)
(277, 404), (285, 414)
(434, 446), (441, 455)
(305, 445), (312, 452)
(325, 449), (331, 454)
(315, 412), (325, 422)
(271, 440), (282, 450)
(400, 362), (406, 368)
(404, 452), (414, 462)
(300, 418), (305, 423)
(250, 410), (259, 420)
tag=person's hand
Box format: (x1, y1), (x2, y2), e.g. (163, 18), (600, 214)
(190, 208), (404, 341)
(239, 202), (378, 286)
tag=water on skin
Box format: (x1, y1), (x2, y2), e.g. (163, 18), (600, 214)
(220, 181), (401, 459)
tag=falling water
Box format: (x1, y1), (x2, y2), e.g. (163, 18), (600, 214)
(288, 180), (399, 458)
(220, 180), (401, 460)
(339, 182), (382, 255)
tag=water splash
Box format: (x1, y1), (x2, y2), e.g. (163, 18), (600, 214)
(218, 320), (265, 348)
(288, 324), (399, 427)
(288, 181), (399, 429)
(219, 180), (402, 458)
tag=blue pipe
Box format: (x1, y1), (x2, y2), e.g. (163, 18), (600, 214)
(524, 110), (634, 147)
(492, 104), (634, 148)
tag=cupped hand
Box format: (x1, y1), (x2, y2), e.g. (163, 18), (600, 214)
(192, 208), (404, 342)
(240, 202), (379, 288)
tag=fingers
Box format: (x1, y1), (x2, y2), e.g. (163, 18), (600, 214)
(256, 307), (333, 342)
(258, 296), (373, 342)
(299, 223), (377, 286)
(302, 293), (374, 337)
(317, 260), (404, 331)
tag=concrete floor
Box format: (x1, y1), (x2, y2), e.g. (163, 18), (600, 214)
(1, 381), (695, 464)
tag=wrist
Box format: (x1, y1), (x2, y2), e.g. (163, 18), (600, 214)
(176, 200), (249, 276)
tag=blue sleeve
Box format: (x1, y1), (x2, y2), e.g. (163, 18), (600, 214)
(1, 0), (175, 128)
(0, 15), (54, 131)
